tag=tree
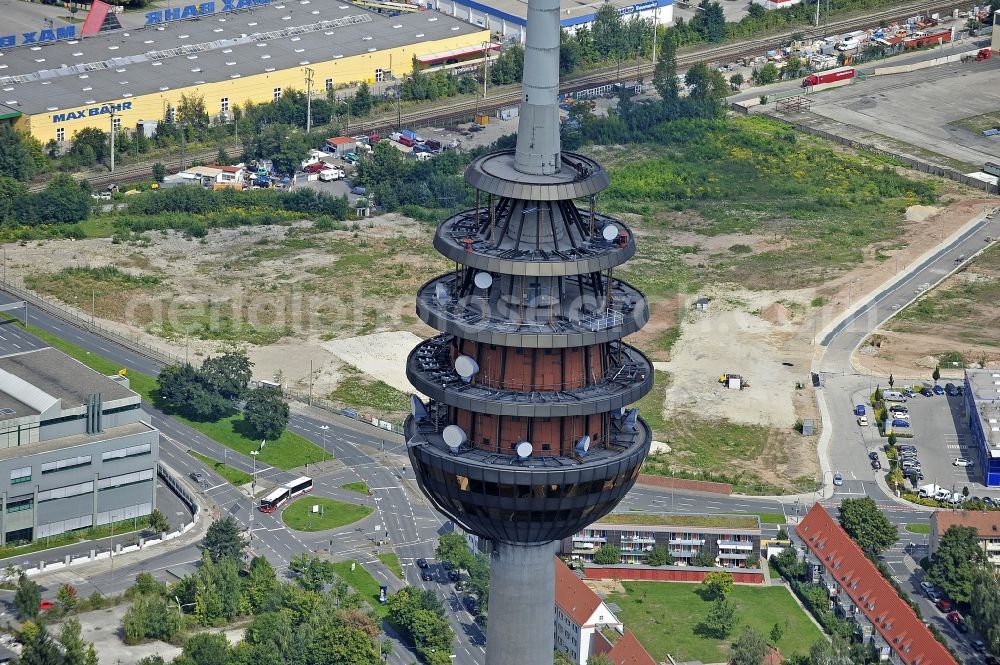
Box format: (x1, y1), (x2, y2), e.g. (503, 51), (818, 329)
(152, 162), (166, 183)
(729, 73), (745, 90)
(245, 556), (279, 611)
(57, 583), (79, 612)
(744, 553), (760, 569)
(244, 386), (289, 440)
(19, 623), (63, 665)
(436, 532), (472, 568)
(588, 654), (615, 665)
(0, 124), (44, 182)
(653, 29), (680, 106)
(15, 573), (41, 619)
(702, 571), (734, 599)
(927, 525), (989, 603)
(752, 63), (779, 86)
(837, 497), (897, 554)
(352, 82), (374, 117)
(730, 626), (768, 665)
(594, 545), (622, 565)
(200, 352), (253, 401)
(888, 466), (905, 492)
(203, 516), (244, 562)
(692, 548), (717, 567)
(148, 508), (169, 534)
(932, 366), (941, 383)
(702, 597), (736, 638)
(59, 617), (98, 665)
(684, 63), (729, 118)
(700, 0), (727, 42)
(592, 4), (627, 81)
(888, 373), (895, 388)
(776, 526), (789, 541)
(69, 126), (109, 165)
(180, 632), (231, 665)
(969, 567), (1000, 656)
(645, 545), (675, 566)
(288, 553), (336, 592)
(769, 622), (783, 645)
(131, 572), (165, 597)
(178, 93), (209, 127)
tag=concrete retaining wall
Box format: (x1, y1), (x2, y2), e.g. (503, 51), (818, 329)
(871, 49), (980, 75)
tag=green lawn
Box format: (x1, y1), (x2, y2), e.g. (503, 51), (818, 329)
(905, 523), (931, 534)
(378, 553), (403, 579)
(332, 560), (389, 618)
(755, 513), (787, 525)
(341, 481), (371, 495)
(187, 450), (253, 486)
(608, 582), (822, 662)
(282, 497), (373, 532)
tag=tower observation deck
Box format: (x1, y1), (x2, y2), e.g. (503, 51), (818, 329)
(404, 0), (651, 661)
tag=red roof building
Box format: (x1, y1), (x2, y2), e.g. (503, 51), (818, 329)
(555, 558), (623, 664)
(796, 505), (958, 665)
(590, 629), (658, 665)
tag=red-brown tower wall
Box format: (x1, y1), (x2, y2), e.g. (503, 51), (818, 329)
(451, 408), (608, 456)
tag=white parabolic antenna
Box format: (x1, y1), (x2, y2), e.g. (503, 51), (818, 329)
(575, 435), (590, 455)
(474, 271), (493, 289)
(442, 425), (467, 451)
(602, 224), (619, 242)
(516, 441), (533, 460)
(454, 355), (480, 380)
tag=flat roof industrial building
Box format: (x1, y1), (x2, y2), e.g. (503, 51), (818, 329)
(431, 0), (673, 43)
(963, 369), (1000, 486)
(1, 0), (490, 143)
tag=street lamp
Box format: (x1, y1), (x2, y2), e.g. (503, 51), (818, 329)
(320, 425), (330, 461)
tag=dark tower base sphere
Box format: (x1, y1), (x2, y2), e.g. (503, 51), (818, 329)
(405, 0), (651, 661)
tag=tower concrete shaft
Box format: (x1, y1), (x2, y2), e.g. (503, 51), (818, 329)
(485, 542), (559, 665)
(513, 0), (562, 176)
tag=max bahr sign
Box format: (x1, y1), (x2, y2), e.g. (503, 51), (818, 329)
(0, 26), (76, 48)
(52, 101), (133, 124)
(144, 0), (272, 25)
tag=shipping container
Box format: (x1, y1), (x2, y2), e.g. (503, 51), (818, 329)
(400, 129), (418, 141)
(802, 66), (856, 87)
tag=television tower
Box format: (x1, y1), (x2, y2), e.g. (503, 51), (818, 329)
(405, 0), (652, 661)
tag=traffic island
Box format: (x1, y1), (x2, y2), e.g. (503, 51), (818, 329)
(281, 497), (373, 532)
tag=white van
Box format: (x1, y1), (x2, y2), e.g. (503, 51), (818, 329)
(837, 37), (860, 51)
(883, 390), (906, 402)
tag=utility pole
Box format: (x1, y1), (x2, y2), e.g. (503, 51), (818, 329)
(304, 66), (314, 134)
(109, 109), (116, 173)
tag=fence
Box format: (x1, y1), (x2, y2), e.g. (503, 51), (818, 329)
(3, 463), (200, 580)
(583, 564), (765, 585)
(762, 113), (1000, 195)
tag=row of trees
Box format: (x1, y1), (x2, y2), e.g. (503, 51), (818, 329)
(0, 174), (92, 228)
(435, 532), (489, 604)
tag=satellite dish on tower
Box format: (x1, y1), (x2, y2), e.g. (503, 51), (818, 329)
(474, 272), (493, 289)
(442, 425), (467, 452)
(454, 355), (480, 382)
(410, 395), (428, 418)
(516, 441), (533, 460)
(602, 224), (619, 242)
(575, 435), (591, 456)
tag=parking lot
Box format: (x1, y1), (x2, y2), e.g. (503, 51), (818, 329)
(844, 379), (1000, 501)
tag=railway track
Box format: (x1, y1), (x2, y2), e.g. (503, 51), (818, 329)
(38, 0), (975, 188)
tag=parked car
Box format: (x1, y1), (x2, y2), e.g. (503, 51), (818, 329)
(39, 600), (55, 611)
(936, 599), (953, 613)
(897, 444), (917, 452)
(902, 389), (916, 398)
(871, 459), (881, 470)
(868, 451), (880, 461)
(190, 470), (205, 483)
(891, 411), (910, 420)
(421, 571), (434, 582)
(416, 558), (428, 569)
(350, 185), (367, 195)
(946, 384), (959, 396)
(889, 404), (908, 414)
(854, 404), (866, 417)
(920, 387), (934, 397)
(919, 581), (935, 595)
(463, 596), (478, 613)
(833, 473), (844, 486)
(973, 640), (986, 652)
(954, 457), (974, 467)
(441, 560), (454, 571)
(448, 570), (461, 582)
(933, 384), (945, 395)
(890, 419), (910, 428)
(857, 416), (869, 426)
(905, 469), (924, 482)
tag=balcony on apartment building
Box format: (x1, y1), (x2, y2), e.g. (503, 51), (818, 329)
(669, 537), (705, 546)
(717, 539), (755, 550)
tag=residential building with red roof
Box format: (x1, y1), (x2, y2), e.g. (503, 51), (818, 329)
(796, 505), (958, 665)
(590, 629), (658, 665)
(930, 510), (1000, 569)
(555, 558), (624, 664)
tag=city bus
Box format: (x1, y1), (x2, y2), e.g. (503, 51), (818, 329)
(286, 476), (313, 499)
(258, 486), (290, 513)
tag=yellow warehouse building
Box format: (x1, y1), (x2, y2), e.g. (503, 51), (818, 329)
(0, 1), (490, 145)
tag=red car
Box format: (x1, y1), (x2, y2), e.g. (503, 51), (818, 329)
(946, 610), (963, 625)
(303, 162), (326, 174)
(39, 600), (54, 611)
(936, 599), (952, 613)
